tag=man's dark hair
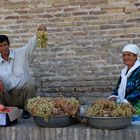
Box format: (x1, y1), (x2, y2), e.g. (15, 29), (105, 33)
(0, 35), (10, 45)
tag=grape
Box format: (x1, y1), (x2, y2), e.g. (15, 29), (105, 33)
(27, 97), (54, 121)
(86, 99), (135, 117)
(27, 96), (80, 122)
(36, 31), (48, 48)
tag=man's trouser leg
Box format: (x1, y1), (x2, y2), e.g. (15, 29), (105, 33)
(0, 80), (37, 110)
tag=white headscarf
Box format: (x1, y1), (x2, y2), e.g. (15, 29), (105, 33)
(122, 44), (140, 60)
(117, 44), (140, 103)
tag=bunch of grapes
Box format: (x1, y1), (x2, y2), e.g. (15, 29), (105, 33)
(27, 97), (54, 121)
(52, 97), (80, 116)
(27, 96), (80, 122)
(36, 31), (47, 48)
(110, 103), (135, 117)
(86, 99), (135, 117)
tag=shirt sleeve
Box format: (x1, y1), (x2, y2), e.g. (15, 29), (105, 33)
(23, 35), (37, 61)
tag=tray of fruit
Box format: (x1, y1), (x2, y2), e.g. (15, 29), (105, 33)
(27, 96), (80, 127)
(81, 99), (135, 129)
(0, 104), (21, 126)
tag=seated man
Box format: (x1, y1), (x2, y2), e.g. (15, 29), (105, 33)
(0, 24), (47, 119)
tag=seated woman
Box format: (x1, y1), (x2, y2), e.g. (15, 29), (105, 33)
(108, 44), (140, 114)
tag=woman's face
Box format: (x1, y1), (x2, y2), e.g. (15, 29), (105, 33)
(122, 51), (137, 69)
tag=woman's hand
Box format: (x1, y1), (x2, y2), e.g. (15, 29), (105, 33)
(108, 96), (117, 102)
(0, 80), (4, 93)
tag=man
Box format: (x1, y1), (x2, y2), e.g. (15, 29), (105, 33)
(0, 24), (47, 119)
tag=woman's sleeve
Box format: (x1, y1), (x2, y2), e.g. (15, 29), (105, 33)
(126, 70), (140, 105)
(111, 76), (121, 96)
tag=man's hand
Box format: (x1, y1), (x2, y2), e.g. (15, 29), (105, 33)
(37, 24), (47, 32)
(0, 80), (4, 93)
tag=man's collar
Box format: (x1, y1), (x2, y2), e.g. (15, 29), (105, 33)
(9, 50), (15, 59)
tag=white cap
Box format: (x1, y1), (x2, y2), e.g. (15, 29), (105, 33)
(122, 44), (140, 60)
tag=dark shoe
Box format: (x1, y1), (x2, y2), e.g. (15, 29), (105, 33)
(22, 110), (31, 119)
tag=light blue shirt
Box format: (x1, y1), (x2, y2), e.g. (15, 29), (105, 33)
(0, 35), (36, 91)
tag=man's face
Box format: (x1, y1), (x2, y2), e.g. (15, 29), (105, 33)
(122, 51), (137, 69)
(0, 41), (10, 54)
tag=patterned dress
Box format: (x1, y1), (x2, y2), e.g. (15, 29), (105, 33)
(111, 66), (140, 114)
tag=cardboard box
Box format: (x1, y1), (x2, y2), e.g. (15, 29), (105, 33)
(0, 107), (21, 126)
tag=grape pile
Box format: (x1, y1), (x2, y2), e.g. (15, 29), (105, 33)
(27, 97), (54, 121)
(86, 99), (135, 117)
(27, 96), (80, 122)
(36, 31), (47, 48)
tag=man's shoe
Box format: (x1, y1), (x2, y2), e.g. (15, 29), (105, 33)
(22, 110), (31, 119)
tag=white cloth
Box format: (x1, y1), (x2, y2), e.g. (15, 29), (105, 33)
(122, 44), (140, 60)
(117, 60), (140, 103)
(0, 35), (36, 91)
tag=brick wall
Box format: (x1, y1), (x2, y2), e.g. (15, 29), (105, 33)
(0, 0), (140, 103)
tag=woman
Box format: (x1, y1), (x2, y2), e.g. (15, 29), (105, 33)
(109, 44), (140, 114)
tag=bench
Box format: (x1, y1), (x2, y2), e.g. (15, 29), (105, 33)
(1, 117), (140, 140)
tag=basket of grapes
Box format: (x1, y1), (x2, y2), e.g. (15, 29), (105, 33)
(27, 96), (80, 127)
(83, 99), (135, 129)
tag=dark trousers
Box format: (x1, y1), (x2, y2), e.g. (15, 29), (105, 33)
(0, 80), (37, 110)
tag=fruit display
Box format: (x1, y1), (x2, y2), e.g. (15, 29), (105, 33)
(0, 104), (5, 111)
(27, 96), (80, 122)
(86, 99), (135, 117)
(36, 30), (47, 48)
(0, 104), (13, 113)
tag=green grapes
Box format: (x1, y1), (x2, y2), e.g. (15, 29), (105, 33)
(86, 99), (135, 117)
(36, 31), (47, 48)
(27, 96), (80, 122)
(27, 97), (54, 121)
